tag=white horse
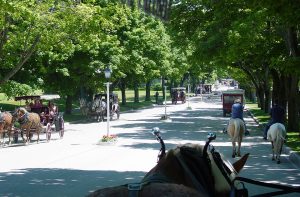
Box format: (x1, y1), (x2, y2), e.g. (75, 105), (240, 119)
(267, 123), (286, 164)
(91, 98), (106, 122)
(227, 118), (245, 158)
(79, 98), (91, 116)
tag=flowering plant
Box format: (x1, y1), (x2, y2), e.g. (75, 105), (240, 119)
(101, 134), (118, 142)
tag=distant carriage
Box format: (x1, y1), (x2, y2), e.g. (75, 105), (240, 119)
(95, 93), (120, 120)
(221, 89), (245, 117)
(79, 93), (120, 121)
(171, 87), (186, 104)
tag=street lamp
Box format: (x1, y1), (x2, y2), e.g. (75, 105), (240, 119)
(187, 75), (192, 110)
(164, 79), (168, 117)
(160, 78), (171, 121)
(104, 66), (111, 136)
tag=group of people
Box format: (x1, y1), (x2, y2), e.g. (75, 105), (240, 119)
(25, 99), (58, 120)
(228, 98), (285, 139)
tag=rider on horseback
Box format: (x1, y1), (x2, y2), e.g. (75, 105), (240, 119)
(263, 100), (285, 140)
(231, 98), (250, 136)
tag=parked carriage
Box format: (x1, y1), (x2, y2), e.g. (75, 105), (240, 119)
(171, 87), (186, 104)
(221, 89), (245, 117)
(14, 94), (65, 142)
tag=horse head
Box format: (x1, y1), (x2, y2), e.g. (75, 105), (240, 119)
(144, 130), (249, 196)
(12, 107), (28, 123)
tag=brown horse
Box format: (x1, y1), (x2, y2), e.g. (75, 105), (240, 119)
(14, 107), (43, 144)
(0, 111), (14, 146)
(87, 143), (249, 197)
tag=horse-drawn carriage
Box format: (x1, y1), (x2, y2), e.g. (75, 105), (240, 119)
(79, 92), (120, 122)
(221, 89), (245, 117)
(13, 94), (65, 142)
(94, 93), (120, 121)
(171, 87), (186, 104)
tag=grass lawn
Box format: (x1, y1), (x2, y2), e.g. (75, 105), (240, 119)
(246, 102), (300, 155)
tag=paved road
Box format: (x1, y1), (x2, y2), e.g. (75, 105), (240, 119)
(0, 96), (299, 197)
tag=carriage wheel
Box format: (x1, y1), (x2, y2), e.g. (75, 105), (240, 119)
(59, 118), (65, 138)
(46, 123), (51, 142)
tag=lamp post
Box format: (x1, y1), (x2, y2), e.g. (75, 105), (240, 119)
(104, 67), (111, 136)
(187, 75), (192, 110)
(164, 79), (168, 117)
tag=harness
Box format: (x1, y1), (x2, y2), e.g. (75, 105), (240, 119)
(18, 112), (29, 125)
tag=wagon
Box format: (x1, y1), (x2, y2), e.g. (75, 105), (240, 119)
(221, 89), (245, 117)
(171, 87), (186, 104)
(14, 94), (65, 142)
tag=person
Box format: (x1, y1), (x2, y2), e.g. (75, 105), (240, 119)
(155, 91), (159, 104)
(231, 98), (250, 136)
(263, 100), (285, 140)
(48, 101), (58, 119)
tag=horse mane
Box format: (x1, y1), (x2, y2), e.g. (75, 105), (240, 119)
(18, 107), (28, 115)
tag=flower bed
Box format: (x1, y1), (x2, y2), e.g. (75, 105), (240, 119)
(101, 134), (118, 142)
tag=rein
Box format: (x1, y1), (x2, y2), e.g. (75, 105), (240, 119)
(233, 176), (300, 197)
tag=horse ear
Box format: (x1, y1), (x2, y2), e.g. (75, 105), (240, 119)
(232, 153), (249, 173)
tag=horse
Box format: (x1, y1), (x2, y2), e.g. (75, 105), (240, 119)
(87, 142), (249, 196)
(79, 98), (90, 116)
(267, 123), (286, 164)
(110, 102), (120, 120)
(13, 107), (43, 144)
(180, 90), (186, 103)
(91, 98), (105, 122)
(0, 111), (14, 146)
(172, 90), (179, 104)
(227, 118), (245, 158)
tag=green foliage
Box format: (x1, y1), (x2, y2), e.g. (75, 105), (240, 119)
(0, 81), (34, 99)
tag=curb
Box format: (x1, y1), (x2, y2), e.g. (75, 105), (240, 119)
(246, 109), (300, 168)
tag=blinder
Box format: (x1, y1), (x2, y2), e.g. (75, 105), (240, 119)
(209, 145), (248, 197)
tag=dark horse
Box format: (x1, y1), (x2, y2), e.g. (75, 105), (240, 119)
(0, 111), (14, 145)
(13, 107), (43, 144)
(87, 133), (249, 197)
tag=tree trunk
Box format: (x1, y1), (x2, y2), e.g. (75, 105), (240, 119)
(120, 79), (126, 105)
(134, 81), (139, 103)
(256, 87), (264, 110)
(145, 80), (151, 101)
(286, 74), (299, 131)
(282, 26), (300, 132)
(65, 95), (73, 115)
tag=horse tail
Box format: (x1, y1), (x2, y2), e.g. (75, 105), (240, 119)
(232, 119), (241, 142)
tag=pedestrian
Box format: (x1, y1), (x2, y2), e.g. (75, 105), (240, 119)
(263, 100), (285, 140)
(155, 91), (159, 104)
(231, 98), (250, 136)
